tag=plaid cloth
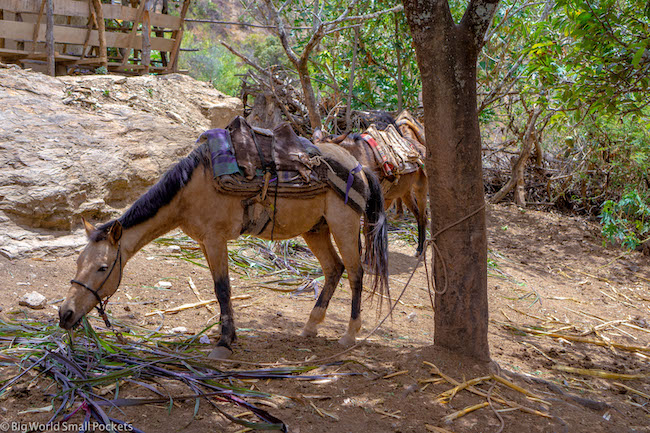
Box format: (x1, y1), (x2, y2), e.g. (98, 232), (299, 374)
(199, 129), (241, 177)
(361, 133), (394, 177)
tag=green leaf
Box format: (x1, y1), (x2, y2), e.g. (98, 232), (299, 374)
(632, 44), (646, 67)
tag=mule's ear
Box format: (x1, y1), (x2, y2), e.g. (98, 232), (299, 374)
(331, 132), (349, 144)
(107, 221), (123, 245)
(312, 128), (324, 142)
(82, 217), (96, 238)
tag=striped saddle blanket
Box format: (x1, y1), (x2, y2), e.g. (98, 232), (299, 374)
(362, 124), (423, 178)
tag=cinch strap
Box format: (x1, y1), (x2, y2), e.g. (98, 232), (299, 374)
(345, 164), (363, 204)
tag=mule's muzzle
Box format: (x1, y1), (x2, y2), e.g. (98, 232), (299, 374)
(59, 308), (77, 330)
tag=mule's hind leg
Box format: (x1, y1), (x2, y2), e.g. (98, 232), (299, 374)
(406, 170), (429, 256)
(301, 224), (344, 338)
(328, 218), (364, 346)
(200, 239), (236, 359)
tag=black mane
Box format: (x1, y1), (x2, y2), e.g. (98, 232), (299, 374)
(92, 145), (208, 241)
(357, 111), (400, 134)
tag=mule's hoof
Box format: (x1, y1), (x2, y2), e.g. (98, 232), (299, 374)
(208, 346), (233, 360)
(338, 335), (355, 346)
(301, 328), (318, 338)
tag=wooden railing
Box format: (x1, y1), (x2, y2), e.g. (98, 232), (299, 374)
(0, 0), (191, 75)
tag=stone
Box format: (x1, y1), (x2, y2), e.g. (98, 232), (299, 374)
(19, 291), (47, 309)
(166, 110), (184, 123)
(170, 326), (188, 334)
(204, 96), (244, 129)
(156, 281), (173, 289)
(0, 69), (243, 258)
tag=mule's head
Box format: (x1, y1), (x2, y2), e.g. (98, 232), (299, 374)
(312, 128), (351, 146)
(59, 219), (124, 330)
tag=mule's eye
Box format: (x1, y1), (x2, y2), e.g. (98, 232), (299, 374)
(98, 265), (108, 272)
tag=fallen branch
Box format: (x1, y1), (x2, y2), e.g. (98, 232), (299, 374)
(499, 322), (650, 353)
(553, 365), (650, 380)
(423, 362), (552, 419)
(146, 295), (251, 316)
(442, 402), (489, 423)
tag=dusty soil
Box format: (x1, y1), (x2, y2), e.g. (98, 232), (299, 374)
(1, 204), (649, 432)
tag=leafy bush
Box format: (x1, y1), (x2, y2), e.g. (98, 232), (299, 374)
(179, 34), (243, 96)
(600, 191), (650, 249)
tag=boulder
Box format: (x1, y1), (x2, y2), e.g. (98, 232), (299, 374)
(19, 291), (47, 309)
(0, 67), (243, 258)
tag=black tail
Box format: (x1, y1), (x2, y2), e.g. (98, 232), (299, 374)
(362, 167), (390, 306)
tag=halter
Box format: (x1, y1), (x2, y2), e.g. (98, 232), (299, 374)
(70, 242), (123, 328)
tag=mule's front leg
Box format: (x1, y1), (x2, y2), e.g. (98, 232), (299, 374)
(210, 276), (236, 359)
(201, 239), (236, 359)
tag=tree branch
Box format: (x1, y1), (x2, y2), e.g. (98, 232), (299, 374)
(461, 0), (501, 50)
(185, 18), (311, 30)
(262, 0), (300, 66)
(326, 4), (404, 27)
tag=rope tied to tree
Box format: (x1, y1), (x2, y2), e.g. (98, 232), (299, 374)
(423, 202), (487, 298)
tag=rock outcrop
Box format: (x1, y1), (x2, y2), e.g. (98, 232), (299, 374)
(0, 65), (243, 258)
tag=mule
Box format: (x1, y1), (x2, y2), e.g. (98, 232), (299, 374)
(313, 126), (428, 256)
(58, 139), (389, 359)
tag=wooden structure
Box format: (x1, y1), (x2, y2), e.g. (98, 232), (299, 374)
(0, 0), (191, 75)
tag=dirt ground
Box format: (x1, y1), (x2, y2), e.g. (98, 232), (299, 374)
(0, 203), (649, 432)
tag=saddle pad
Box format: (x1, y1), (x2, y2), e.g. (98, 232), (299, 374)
(364, 124), (424, 177)
(226, 116), (319, 181)
(396, 110), (426, 144)
(196, 128), (241, 177)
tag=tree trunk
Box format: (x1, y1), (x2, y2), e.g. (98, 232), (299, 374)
(345, 27), (360, 131)
(298, 63), (322, 131)
(395, 13), (404, 113)
(404, 0), (498, 361)
(490, 108), (541, 205)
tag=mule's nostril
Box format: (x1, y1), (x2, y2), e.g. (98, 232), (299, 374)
(59, 309), (74, 327)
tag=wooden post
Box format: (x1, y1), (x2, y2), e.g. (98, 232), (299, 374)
(158, 0), (169, 66)
(141, 0), (152, 73)
(0, 9), (4, 49)
(167, 0), (190, 73)
(91, 0), (107, 68)
(45, 0), (54, 76)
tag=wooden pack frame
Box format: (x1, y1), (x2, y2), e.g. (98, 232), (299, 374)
(0, 0), (191, 75)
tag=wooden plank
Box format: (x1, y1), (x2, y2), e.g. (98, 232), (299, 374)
(31, 0), (45, 50)
(0, 47), (79, 60)
(0, 19), (176, 51)
(0, 0), (181, 29)
(120, 0), (145, 66)
(167, 0), (189, 72)
(79, 1), (95, 60)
